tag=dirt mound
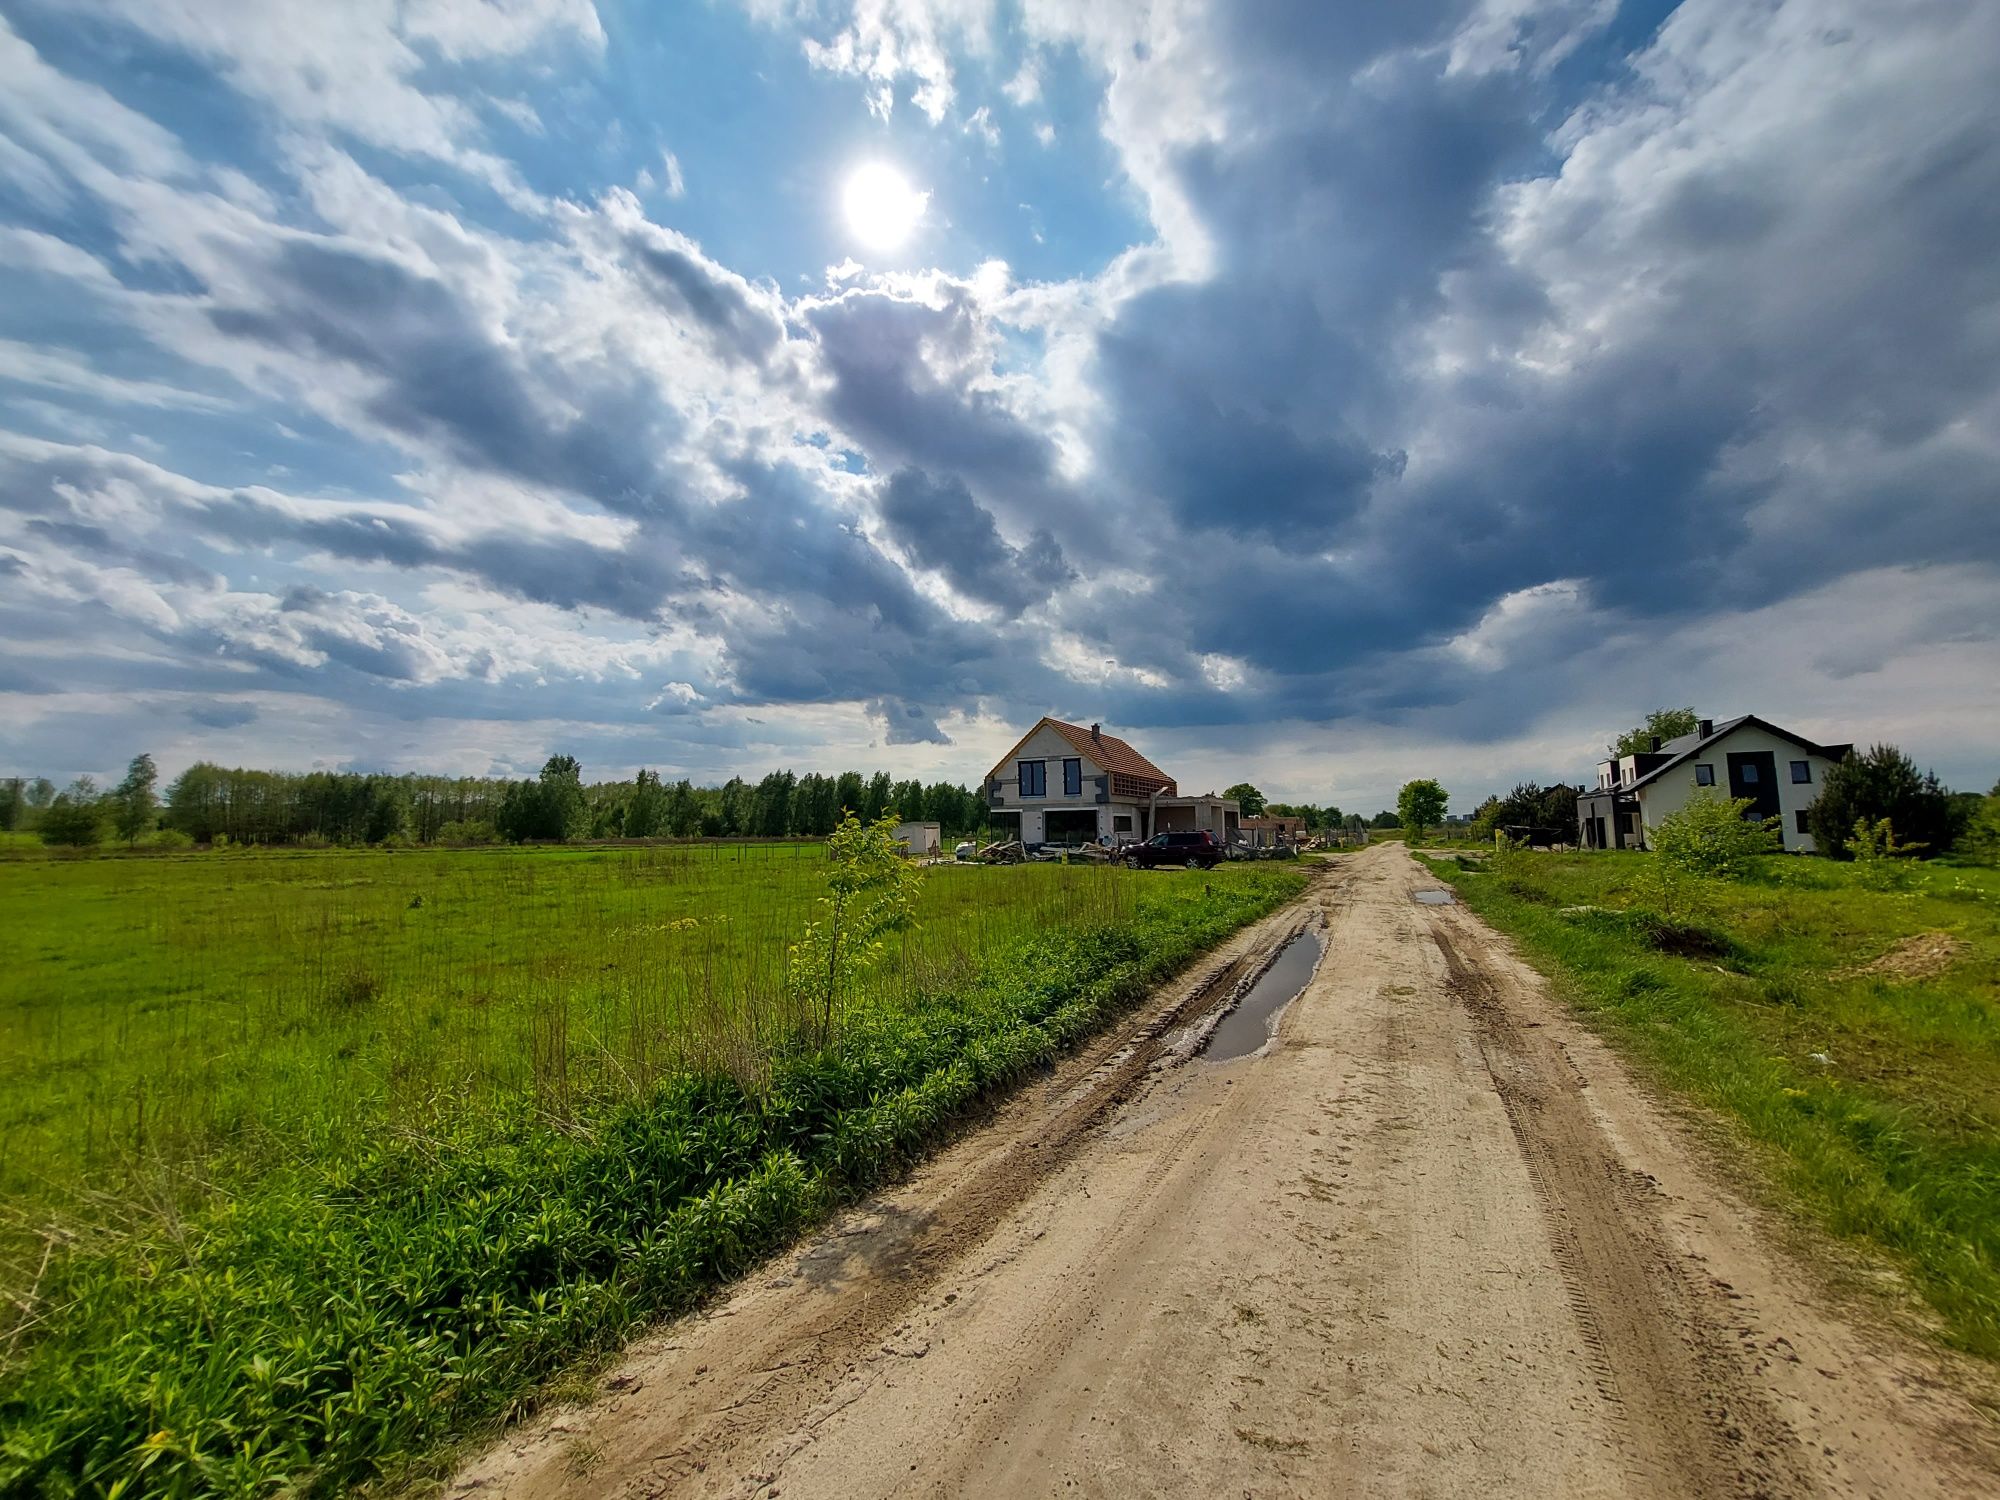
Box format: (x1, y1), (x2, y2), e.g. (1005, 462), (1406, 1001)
(1840, 930), (1967, 982)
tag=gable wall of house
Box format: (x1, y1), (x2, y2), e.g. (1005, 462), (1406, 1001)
(987, 723), (1140, 846)
(988, 723), (1106, 807)
(1635, 723), (1841, 853)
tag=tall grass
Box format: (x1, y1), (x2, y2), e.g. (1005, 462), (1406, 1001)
(0, 845), (1304, 1495)
(0, 845), (1132, 1232)
(1422, 849), (2000, 1360)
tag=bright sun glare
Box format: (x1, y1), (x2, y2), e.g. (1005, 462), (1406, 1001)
(842, 162), (927, 252)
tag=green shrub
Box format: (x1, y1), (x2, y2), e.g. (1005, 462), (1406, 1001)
(37, 797), (105, 849)
(1962, 786), (2000, 863)
(1846, 817), (1926, 890)
(1651, 790), (1778, 877)
(788, 812), (922, 1045)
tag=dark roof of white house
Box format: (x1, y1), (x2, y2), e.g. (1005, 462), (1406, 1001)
(1615, 715), (1852, 795)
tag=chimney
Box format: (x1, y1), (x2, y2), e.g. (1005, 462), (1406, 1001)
(1697, 718), (1713, 739)
(1649, 735), (1661, 752)
(1091, 722), (1102, 741)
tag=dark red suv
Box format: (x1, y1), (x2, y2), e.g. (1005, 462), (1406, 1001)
(1121, 830), (1223, 869)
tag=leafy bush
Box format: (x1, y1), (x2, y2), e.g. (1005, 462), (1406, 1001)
(1651, 790), (1778, 877)
(1631, 856), (1713, 927)
(150, 828), (194, 851)
(37, 796), (105, 849)
(436, 819), (500, 845)
(1847, 817), (1927, 890)
(788, 812), (922, 1044)
(1954, 783), (2000, 864)
(1471, 783), (1580, 843)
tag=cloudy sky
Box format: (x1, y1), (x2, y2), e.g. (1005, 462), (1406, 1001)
(1, 0), (1995, 812)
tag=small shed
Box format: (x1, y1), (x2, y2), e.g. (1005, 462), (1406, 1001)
(894, 820), (942, 856)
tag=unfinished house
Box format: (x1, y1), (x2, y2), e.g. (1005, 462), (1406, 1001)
(1237, 815), (1306, 849)
(983, 717), (1240, 849)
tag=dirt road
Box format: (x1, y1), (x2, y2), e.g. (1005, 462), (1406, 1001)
(455, 845), (1999, 1498)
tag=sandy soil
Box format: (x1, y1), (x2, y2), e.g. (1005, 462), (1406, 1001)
(451, 845), (2000, 1499)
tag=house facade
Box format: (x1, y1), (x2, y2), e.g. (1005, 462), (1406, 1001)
(985, 717), (1240, 848)
(1576, 715), (1852, 854)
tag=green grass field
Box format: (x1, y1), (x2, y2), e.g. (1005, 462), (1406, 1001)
(1, 842), (1129, 1227)
(0, 843), (1305, 1495)
(1419, 847), (2000, 1359)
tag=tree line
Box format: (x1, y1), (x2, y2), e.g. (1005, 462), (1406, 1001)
(2, 755), (997, 849)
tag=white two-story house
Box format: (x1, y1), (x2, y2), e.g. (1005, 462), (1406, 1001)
(1576, 714), (1852, 854)
(984, 717), (1240, 849)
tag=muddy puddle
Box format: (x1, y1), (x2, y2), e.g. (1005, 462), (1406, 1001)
(1203, 931), (1323, 1061)
(1413, 888), (1455, 905)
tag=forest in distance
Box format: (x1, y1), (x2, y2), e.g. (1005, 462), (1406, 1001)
(3, 754), (1367, 851)
(4, 755), (996, 848)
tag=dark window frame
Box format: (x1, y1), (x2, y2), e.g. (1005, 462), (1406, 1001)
(1795, 809), (1810, 834)
(1790, 760), (1811, 784)
(1063, 757), (1082, 797)
(1695, 763), (1715, 786)
(1018, 759), (1046, 798)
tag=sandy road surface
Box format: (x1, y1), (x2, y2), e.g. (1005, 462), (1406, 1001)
(455, 845), (1999, 1499)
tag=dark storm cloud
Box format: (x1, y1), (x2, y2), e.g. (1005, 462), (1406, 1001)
(801, 288), (1099, 550)
(1095, 302), (1400, 545)
(188, 701), (258, 729)
(623, 227), (787, 368)
(676, 460), (1025, 740)
(866, 697), (950, 745)
(0, 662), (61, 695)
(876, 467), (1073, 611)
(1067, 0), (2000, 719)
(207, 238), (682, 515)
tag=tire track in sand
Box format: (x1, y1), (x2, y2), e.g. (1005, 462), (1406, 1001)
(1432, 920), (1811, 1499)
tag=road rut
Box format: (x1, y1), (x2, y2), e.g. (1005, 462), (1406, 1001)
(454, 845), (1999, 1498)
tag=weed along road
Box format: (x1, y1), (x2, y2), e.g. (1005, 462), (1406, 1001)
(457, 845), (2000, 1499)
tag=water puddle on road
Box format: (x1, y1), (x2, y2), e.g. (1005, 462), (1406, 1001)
(1413, 888), (1455, 905)
(1203, 931), (1324, 1062)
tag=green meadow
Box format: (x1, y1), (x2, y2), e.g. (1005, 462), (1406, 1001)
(2, 842), (1108, 1224)
(0, 841), (1305, 1495)
(1421, 847), (2000, 1360)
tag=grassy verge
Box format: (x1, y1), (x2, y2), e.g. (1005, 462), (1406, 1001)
(1417, 848), (2000, 1360)
(0, 865), (1303, 1496)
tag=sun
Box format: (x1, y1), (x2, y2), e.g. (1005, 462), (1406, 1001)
(842, 162), (928, 252)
